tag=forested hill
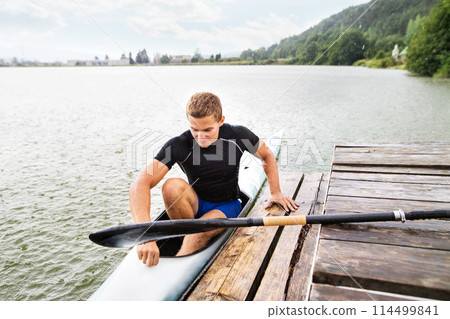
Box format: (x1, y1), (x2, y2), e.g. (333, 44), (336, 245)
(242, 0), (436, 65)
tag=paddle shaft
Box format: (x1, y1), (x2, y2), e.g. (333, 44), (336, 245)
(89, 209), (449, 248)
(264, 209), (449, 226)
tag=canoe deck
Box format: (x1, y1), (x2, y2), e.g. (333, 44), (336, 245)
(185, 143), (450, 301)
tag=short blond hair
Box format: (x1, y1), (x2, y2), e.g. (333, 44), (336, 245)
(186, 92), (222, 122)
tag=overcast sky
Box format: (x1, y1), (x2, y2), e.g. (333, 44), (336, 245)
(0, 0), (371, 62)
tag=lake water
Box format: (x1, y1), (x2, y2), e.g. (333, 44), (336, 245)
(0, 65), (449, 300)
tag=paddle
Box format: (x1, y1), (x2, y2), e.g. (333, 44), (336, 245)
(89, 209), (449, 248)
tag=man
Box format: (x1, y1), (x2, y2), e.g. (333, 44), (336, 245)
(129, 92), (298, 267)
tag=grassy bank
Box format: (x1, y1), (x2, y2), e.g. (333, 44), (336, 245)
(353, 58), (406, 70)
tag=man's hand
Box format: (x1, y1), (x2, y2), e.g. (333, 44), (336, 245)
(265, 191), (299, 212)
(137, 241), (160, 267)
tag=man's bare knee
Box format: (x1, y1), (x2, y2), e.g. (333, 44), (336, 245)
(162, 178), (189, 203)
(162, 178), (197, 219)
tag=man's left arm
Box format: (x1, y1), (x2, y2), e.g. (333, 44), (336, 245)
(254, 139), (299, 212)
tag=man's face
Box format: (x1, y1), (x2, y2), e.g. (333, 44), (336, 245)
(189, 115), (225, 148)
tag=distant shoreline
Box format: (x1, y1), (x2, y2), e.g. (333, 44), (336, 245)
(0, 60), (406, 69)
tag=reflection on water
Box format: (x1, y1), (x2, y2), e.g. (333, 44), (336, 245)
(0, 65), (449, 300)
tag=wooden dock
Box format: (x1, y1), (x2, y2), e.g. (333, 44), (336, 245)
(185, 143), (450, 301)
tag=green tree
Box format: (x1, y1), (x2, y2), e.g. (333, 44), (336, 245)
(160, 55), (170, 64)
(240, 48), (254, 59)
(407, 0), (449, 77)
(328, 29), (367, 65)
(136, 49), (149, 64)
(255, 47), (267, 60)
(303, 42), (319, 64)
(405, 15), (423, 43)
(215, 53), (221, 62)
(263, 0), (435, 62)
(191, 49), (202, 63)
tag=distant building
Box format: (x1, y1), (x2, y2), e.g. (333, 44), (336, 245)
(153, 53), (161, 65)
(169, 55), (192, 63)
(0, 58), (52, 67)
(392, 44), (407, 62)
(67, 56), (129, 66)
(399, 47), (407, 62)
(392, 44), (400, 59)
(0, 58), (12, 66)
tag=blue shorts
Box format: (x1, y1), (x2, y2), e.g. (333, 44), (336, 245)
(195, 195), (242, 219)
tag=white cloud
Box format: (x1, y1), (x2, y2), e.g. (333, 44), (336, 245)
(128, 12), (304, 51)
(123, 0), (222, 24)
(0, 0), (66, 37)
(69, 0), (223, 23)
(150, 0), (222, 23)
(215, 13), (304, 48)
(128, 16), (210, 38)
(32, 0), (127, 16)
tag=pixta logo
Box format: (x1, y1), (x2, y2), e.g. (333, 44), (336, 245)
(126, 129), (170, 170)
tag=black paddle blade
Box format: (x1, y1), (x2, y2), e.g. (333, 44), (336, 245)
(88, 222), (180, 248)
(89, 218), (259, 248)
(89, 220), (214, 248)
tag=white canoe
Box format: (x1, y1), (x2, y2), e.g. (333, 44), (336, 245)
(89, 131), (283, 301)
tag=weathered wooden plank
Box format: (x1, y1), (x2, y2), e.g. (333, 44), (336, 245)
(309, 284), (425, 301)
(333, 153), (450, 167)
(331, 171), (450, 185)
(187, 172), (302, 301)
(186, 186), (274, 300)
(335, 146), (450, 155)
(187, 196), (279, 300)
(211, 173), (302, 301)
(320, 223), (450, 251)
(254, 173), (324, 301)
(311, 143), (450, 301)
(285, 174), (329, 301)
(328, 179), (450, 203)
(329, 178), (450, 190)
(335, 143), (450, 149)
(323, 216), (449, 233)
(313, 239), (450, 300)
(325, 195), (450, 214)
(332, 165), (450, 176)
(324, 196), (449, 233)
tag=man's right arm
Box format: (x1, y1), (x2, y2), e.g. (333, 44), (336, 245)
(129, 159), (169, 267)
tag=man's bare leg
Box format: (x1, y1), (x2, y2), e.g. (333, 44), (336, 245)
(162, 178), (198, 220)
(161, 178), (226, 256)
(176, 209), (226, 256)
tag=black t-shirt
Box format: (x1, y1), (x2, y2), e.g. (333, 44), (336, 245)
(154, 123), (260, 202)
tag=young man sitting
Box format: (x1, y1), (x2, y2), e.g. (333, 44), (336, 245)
(129, 92), (298, 267)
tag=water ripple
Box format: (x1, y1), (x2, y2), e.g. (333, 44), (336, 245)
(0, 66), (448, 300)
